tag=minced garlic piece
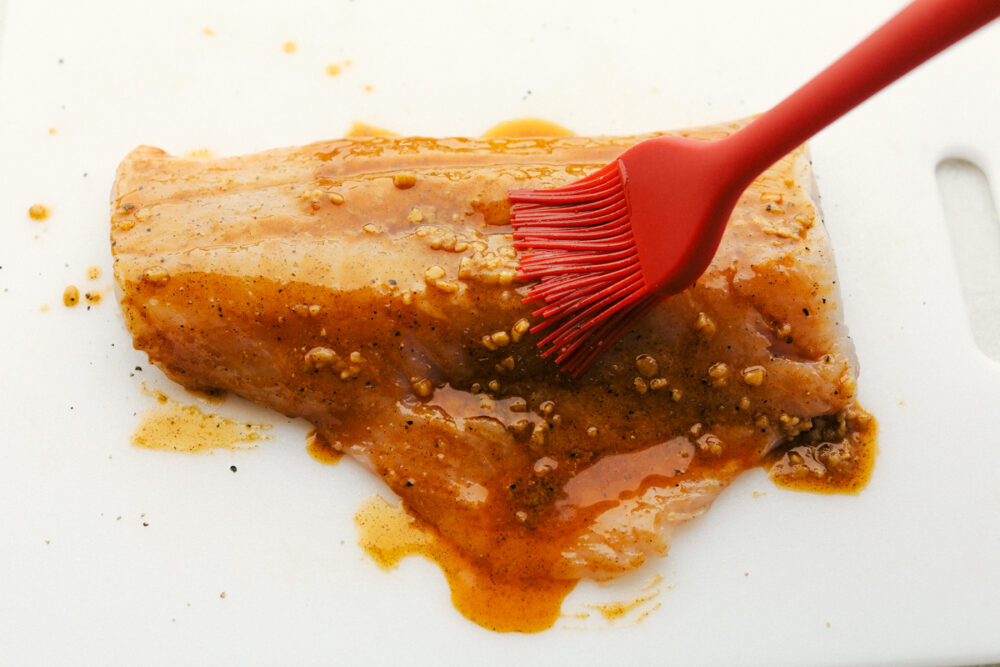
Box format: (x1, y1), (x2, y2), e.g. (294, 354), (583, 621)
(708, 362), (730, 387)
(509, 419), (531, 437)
(649, 378), (668, 391)
(432, 280), (459, 294)
(393, 172), (417, 189)
(141, 266), (170, 285)
(511, 318), (531, 342)
(305, 347), (338, 369)
(410, 377), (433, 398)
(694, 312), (716, 338)
(697, 434), (723, 456)
(741, 366), (766, 386)
(490, 331), (511, 347)
(533, 457), (558, 475)
(457, 243), (518, 284)
(530, 423), (546, 449)
(635, 354), (659, 378)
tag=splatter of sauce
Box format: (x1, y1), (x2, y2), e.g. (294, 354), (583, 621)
(555, 574), (668, 628)
(355, 495), (575, 633)
(132, 389), (271, 454)
(28, 204), (49, 220)
(86, 266), (102, 280)
(62, 285), (79, 307)
(586, 590), (662, 623)
(282, 41), (297, 54)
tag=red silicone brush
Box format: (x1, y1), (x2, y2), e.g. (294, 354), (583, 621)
(510, 0), (1000, 376)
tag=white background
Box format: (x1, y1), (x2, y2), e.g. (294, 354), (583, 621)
(1, 1), (999, 665)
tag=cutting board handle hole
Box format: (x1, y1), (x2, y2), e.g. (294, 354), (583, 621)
(936, 158), (1000, 363)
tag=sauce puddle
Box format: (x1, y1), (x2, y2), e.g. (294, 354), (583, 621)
(132, 388), (270, 453)
(766, 407), (877, 494)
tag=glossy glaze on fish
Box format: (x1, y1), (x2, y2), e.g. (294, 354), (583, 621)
(111, 120), (873, 628)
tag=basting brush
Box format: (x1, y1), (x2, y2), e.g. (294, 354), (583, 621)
(509, 0), (1000, 376)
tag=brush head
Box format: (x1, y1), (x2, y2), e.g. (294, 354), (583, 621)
(510, 136), (742, 376)
(510, 161), (654, 376)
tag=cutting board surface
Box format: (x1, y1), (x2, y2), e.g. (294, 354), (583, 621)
(2, 1), (999, 665)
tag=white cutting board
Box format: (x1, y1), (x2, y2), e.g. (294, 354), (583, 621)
(1, 1), (999, 665)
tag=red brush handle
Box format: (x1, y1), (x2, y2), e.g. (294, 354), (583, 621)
(724, 0), (1000, 182)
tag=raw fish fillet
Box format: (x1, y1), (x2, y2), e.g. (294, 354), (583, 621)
(111, 120), (871, 613)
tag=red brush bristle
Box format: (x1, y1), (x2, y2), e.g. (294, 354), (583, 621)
(509, 161), (652, 376)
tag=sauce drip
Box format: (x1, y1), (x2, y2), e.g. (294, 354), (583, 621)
(306, 430), (343, 465)
(356, 495), (575, 633)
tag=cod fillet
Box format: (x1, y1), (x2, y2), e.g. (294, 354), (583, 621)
(111, 120), (874, 630)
